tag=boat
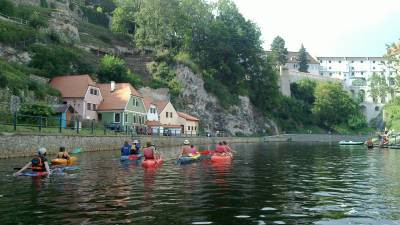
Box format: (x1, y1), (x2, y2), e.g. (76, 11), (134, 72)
(120, 154), (143, 161)
(339, 141), (364, 145)
(388, 145), (400, 149)
(178, 153), (201, 165)
(211, 153), (233, 162)
(142, 157), (163, 168)
(51, 156), (78, 165)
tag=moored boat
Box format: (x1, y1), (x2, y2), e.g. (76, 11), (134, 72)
(339, 141), (364, 145)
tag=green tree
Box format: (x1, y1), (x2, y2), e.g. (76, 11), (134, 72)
(270, 36), (288, 65)
(98, 54), (141, 86)
(298, 44), (309, 73)
(312, 82), (361, 128)
(290, 79), (316, 105)
(369, 72), (389, 103)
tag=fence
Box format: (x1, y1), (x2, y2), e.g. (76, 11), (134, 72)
(0, 112), (228, 137)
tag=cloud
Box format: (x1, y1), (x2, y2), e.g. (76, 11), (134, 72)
(232, 0), (400, 56)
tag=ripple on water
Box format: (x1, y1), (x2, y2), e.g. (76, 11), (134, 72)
(192, 222), (213, 225)
(235, 215), (251, 218)
(261, 207), (277, 211)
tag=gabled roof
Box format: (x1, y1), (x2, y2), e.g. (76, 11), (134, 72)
(287, 51), (319, 64)
(143, 96), (157, 112)
(178, 112), (200, 121)
(97, 83), (142, 111)
(154, 100), (169, 113)
(50, 75), (96, 98)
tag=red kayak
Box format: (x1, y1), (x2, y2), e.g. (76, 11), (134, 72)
(211, 153), (233, 163)
(141, 157), (163, 168)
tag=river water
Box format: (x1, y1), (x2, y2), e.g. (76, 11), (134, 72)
(1, 142), (400, 225)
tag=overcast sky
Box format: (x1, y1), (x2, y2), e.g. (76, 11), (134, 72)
(232, 0), (400, 57)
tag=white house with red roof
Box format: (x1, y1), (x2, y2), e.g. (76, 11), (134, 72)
(154, 100), (182, 136)
(143, 96), (163, 134)
(50, 75), (102, 121)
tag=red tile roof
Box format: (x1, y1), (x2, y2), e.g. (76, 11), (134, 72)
(178, 112), (200, 121)
(154, 100), (169, 112)
(97, 83), (141, 111)
(163, 124), (182, 128)
(146, 120), (162, 126)
(50, 75), (95, 98)
(143, 96), (155, 112)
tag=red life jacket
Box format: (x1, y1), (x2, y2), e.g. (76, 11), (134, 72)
(31, 156), (46, 172)
(143, 147), (154, 159)
(215, 145), (226, 153)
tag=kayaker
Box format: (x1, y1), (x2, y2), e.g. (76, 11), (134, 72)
(14, 147), (51, 176)
(366, 139), (374, 149)
(143, 141), (159, 160)
(190, 144), (198, 154)
(56, 146), (70, 160)
(131, 140), (141, 155)
(121, 141), (132, 156)
(215, 142), (226, 154)
(181, 140), (192, 157)
(222, 141), (236, 153)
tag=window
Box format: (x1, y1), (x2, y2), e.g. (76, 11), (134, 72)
(381, 61), (384, 64)
(351, 67), (355, 70)
(375, 106), (380, 111)
(166, 112), (169, 118)
(133, 115), (137, 123)
(188, 126), (191, 130)
(150, 108), (156, 114)
(87, 103), (91, 110)
(195, 126), (197, 130)
(373, 67), (375, 70)
(329, 67), (332, 69)
(352, 72), (355, 76)
(93, 104), (96, 110)
(124, 114), (128, 123)
(90, 89), (98, 95)
(133, 98), (138, 107)
(329, 61), (331, 63)
(329, 73), (332, 76)
(373, 61), (376, 63)
(114, 113), (121, 123)
(361, 72), (364, 75)
(90, 89), (93, 95)
(339, 61), (342, 63)
(351, 60), (354, 63)
(361, 61), (363, 63)
(170, 112), (172, 118)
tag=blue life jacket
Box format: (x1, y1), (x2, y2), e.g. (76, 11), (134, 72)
(135, 143), (141, 153)
(121, 144), (132, 156)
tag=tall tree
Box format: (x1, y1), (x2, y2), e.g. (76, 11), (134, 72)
(270, 36), (288, 65)
(369, 72), (389, 103)
(298, 44), (309, 73)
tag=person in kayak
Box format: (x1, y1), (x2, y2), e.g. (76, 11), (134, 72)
(131, 140), (141, 155)
(222, 141), (236, 154)
(143, 141), (159, 160)
(14, 147), (51, 176)
(190, 144), (198, 154)
(181, 140), (192, 157)
(121, 141), (132, 156)
(215, 142), (227, 154)
(56, 146), (70, 160)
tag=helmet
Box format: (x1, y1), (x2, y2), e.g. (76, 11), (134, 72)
(38, 147), (47, 155)
(133, 140), (139, 144)
(183, 140), (190, 145)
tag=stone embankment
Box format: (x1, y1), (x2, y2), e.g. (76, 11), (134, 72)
(0, 134), (262, 158)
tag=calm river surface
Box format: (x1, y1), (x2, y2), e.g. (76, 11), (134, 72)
(1, 142), (400, 225)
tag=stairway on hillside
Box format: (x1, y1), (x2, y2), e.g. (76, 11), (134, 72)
(123, 52), (154, 83)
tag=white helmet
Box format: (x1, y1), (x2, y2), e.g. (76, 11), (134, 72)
(183, 140), (190, 145)
(133, 140), (139, 144)
(38, 147), (47, 155)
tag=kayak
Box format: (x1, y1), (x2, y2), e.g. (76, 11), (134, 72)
(51, 156), (78, 165)
(178, 153), (201, 165)
(120, 154), (142, 161)
(142, 157), (163, 168)
(339, 141), (364, 145)
(19, 171), (48, 177)
(211, 153), (233, 162)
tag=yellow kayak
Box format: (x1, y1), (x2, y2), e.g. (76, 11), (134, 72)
(51, 156), (78, 165)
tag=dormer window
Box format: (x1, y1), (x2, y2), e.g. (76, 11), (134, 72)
(133, 98), (138, 107)
(90, 88), (98, 95)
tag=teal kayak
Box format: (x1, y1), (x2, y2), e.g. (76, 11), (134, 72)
(339, 141), (364, 145)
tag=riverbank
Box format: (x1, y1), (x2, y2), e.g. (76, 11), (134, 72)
(264, 134), (368, 142)
(0, 133), (262, 158)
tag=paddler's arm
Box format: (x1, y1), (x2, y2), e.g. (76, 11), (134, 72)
(44, 161), (51, 175)
(14, 162), (32, 176)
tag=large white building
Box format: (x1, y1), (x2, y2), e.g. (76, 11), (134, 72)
(317, 56), (397, 122)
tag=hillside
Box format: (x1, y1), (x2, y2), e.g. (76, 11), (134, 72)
(0, 0), (279, 135)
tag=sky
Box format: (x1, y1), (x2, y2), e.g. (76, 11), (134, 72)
(232, 0), (400, 57)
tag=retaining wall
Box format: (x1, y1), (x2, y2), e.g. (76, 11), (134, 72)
(0, 134), (262, 158)
(264, 134), (368, 142)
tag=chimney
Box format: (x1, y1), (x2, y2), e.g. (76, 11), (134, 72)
(111, 81), (115, 92)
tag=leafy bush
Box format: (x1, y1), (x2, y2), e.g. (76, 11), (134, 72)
(203, 75), (237, 109)
(174, 52), (200, 74)
(80, 6), (109, 28)
(40, 0), (48, 8)
(384, 97), (400, 130)
(29, 44), (95, 77)
(0, 0), (14, 15)
(98, 55), (141, 87)
(0, 21), (37, 44)
(20, 102), (54, 117)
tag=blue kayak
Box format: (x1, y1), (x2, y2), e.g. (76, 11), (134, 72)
(121, 154), (142, 161)
(20, 172), (48, 177)
(178, 153), (201, 165)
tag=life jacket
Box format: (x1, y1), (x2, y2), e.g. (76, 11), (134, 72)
(181, 146), (192, 156)
(143, 147), (154, 159)
(31, 156), (46, 172)
(121, 145), (131, 156)
(224, 145), (232, 152)
(215, 145), (226, 154)
(57, 152), (69, 159)
(191, 147), (197, 154)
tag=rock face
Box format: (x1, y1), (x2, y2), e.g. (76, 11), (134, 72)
(49, 9), (80, 44)
(0, 44), (31, 64)
(174, 65), (278, 135)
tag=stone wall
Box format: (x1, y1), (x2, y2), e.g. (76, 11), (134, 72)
(0, 134), (262, 158)
(264, 134), (368, 142)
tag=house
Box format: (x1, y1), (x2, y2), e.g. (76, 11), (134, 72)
(143, 96), (163, 134)
(155, 100), (181, 136)
(178, 112), (200, 136)
(286, 51), (320, 75)
(50, 75), (102, 121)
(52, 104), (77, 128)
(97, 82), (147, 132)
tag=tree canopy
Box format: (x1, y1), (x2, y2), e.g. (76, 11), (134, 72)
(298, 44), (309, 73)
(270, 36), (288, 66)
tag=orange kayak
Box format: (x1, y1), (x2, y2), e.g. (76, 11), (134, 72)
(211, 153), (233, 162)
(51, 156), (77, 165)
(142, 157), (163, 168)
